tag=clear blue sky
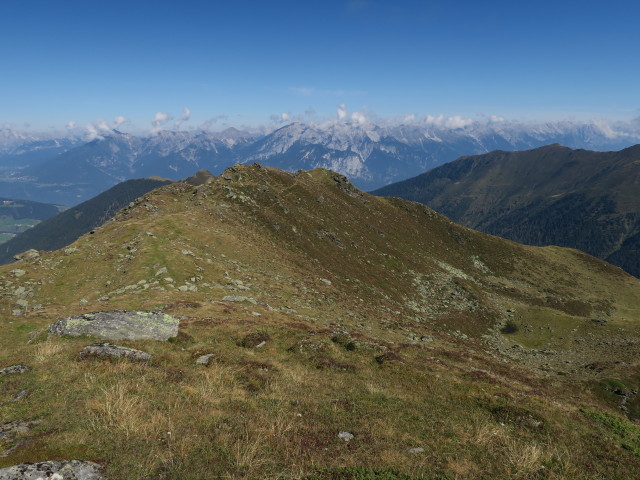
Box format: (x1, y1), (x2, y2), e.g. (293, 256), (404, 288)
(1, 0), (639, 132)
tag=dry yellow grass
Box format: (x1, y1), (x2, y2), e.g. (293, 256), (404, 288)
(31, 339), (63, 363)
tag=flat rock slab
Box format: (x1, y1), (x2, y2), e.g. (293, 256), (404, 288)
(223, 295), (257, 304)
(195, 353), (215, 365)
(0, 461), (103, 480)
(78, 343), (152, 362)
(49, 310), (179, 341)
(0, 365), (29, 376)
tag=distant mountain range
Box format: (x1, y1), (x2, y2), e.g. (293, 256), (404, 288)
(374, 144), (640, 278)
(1, 120), (639, 205)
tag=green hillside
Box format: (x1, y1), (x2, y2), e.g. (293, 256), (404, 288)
(1, 165), (639, 479)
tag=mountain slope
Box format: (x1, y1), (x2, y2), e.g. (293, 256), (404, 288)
(374, 144), (640, 277)
(0, 178), (171, 264)
(1, 165), (639, 478)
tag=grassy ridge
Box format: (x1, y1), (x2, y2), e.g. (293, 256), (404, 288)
(1, 165), (639, 479)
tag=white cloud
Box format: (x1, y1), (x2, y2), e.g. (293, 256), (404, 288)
(337, 104), (347, 121)
(403, 114), (416, 123)
(351, 111), (367, 124)
(96, 119), (110, 131)
(151, 111), (172, 133)
(152, 112), (171, 125)
(85, 124), (100, 141)
(592, 119), (622, 139)
(66, 121), (77, 130)
(175, 107), (191, 129)
(83, 119), (111, 141)
(113, 116), (128, 129)
(269, 112), (295, 124)
(424, 114), (473, 129)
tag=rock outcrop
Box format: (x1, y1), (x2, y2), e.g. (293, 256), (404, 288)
(0, 365), (29, 376)
(77, 343), (152, 362)
(49, 310), (179, 341)
(13, 250), (40, 262)
(0, 460), (103, 480)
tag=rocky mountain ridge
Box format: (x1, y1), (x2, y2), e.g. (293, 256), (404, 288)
(2, 119), (639, 205)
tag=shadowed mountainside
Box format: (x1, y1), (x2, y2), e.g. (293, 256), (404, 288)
(373, 144), (640, 277)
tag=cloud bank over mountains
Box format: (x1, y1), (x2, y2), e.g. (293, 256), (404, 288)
(19, 103), (638, 145)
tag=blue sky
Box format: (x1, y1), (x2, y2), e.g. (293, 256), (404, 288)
(1, 0), (639, 133)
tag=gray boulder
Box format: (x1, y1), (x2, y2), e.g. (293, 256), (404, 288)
(337, 431), (354, 442)
(78, 343), (152, 362)
(0, 460), (103, 480)
(195, 353), (215, 366)
(49, 310), (179, 341)
(0, 365), (29, 376)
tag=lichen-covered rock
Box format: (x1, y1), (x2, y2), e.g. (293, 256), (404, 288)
(0, 365), (29, 376)
(222, 295), (257, 304)
(0, 460), (103, 480)
(78, 343), (152, 362)
(49, 310), (179, 341)
(13, 250), (39, 262)
(0, 420), (33, 442)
